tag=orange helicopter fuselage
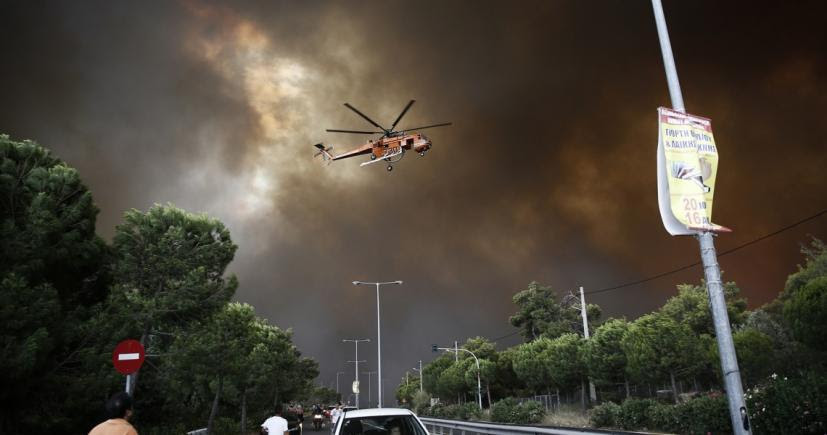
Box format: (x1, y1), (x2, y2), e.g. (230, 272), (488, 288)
(368, 133), (431, 158)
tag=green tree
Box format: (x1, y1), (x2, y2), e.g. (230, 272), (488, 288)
(509, 281), (600, 341)
(782, 238), (827, 300)
(492, 347), (528, 399)
(546, 333), (588, 409)
(423, 354), (454, 399)
(660, 282), (748, 336)
(584, 318), (631, 396)
(731, 328), (775, 387)
(783, 276), (827, 352)
(0, 135), (110, 433)
(512, 337), (554, 394)
(622, 313), (704, 403)
(396, 373), (421, 406)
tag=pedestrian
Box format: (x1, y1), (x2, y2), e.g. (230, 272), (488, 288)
(330, 402), (342, 433)
(89, 391), (138, 435)
(261, 404), (289, 435)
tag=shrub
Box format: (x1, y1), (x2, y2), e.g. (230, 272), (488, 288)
(454, 402), (482, 420)
(619, 398), (658, 430)
(589, 401), (621, 428)
(747, 371), (827, 435)
(672, 393), (730, 434)
(520, 400), (546, 424)
(490, 398), (545, 424)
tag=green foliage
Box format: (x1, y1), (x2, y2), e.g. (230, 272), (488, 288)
(622, 313), (705, 385)
(670, 394), (730, 435)
(512, 338), (554, 393)
(589, 401), (621, 428)
(747, 371), (827, 435)
(783, 276), (827, 351)
(411, 391), (431, 414)
(661, 282), (748, 336)
(618, 398), (658, 430)
(490, 398), (544, 424)
(0, 135), (110, 433)
(509, 281), (598, 341)
(454, 402), (483, 420)
(584, 318), (629, 387)
(110, 204), (238, 332)
(783, 238), (827, 300)
(546, 333), (585, 392)
(396, 373), (421, 405)
(731, 328), (776, 386)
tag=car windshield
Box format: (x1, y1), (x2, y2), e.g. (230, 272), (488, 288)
(340, 415), (426, 435)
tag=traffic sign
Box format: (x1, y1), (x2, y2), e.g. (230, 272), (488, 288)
(112, 339), (145, 375)
(352, 380), (360, 394)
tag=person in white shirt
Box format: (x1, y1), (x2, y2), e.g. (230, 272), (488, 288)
(330, 403), (343, 433)
(261, 405), (289, 435)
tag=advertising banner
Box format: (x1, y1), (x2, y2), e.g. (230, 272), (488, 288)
(657, 107), (730, 235)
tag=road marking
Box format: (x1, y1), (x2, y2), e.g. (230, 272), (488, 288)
(118, 353), (140, 361)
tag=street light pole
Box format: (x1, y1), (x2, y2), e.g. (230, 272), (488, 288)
(362, 371), (377, 407)
(353, 280), (403, 408)
(651, 1), (751, 433)
(336, 371), (345, 398)
(438, 346), (482, 410)
(412, 360), (423, 393)
(343, 338), (369, 408)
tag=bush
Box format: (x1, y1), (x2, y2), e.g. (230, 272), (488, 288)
(490, 398), (544, 424)
(619, 398), (658, 430)
(589, 401), (621, 428)
(454, 402), (482, 421)
(747, 371), (827, 434)
(672, 393), (730, 434)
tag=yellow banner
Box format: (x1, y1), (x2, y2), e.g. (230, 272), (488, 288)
(657, 108), (729, 233)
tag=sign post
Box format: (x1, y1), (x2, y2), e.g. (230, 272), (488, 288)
(112, 339), (146, 395)
(651, 0), (751, 433)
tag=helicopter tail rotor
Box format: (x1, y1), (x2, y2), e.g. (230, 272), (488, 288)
(313, 143), (334, 163)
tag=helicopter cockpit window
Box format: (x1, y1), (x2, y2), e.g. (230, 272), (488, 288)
(406, 139), (414, 146)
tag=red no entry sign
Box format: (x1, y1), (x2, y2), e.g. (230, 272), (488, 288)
(112, 339), (145, 375)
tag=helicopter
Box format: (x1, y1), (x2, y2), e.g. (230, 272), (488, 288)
(313, 100), (451, 171)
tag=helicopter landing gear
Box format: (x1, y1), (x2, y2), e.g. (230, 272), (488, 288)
(370, 154), (376, 160)
(386, 165), (393, 172)
(419, 151), (426, 157)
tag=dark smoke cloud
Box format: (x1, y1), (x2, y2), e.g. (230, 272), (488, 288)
(1, 0), (825, 399)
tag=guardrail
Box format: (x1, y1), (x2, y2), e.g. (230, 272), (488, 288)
(419, 417), (654, 435)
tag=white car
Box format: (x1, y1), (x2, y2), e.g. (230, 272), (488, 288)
(332, 408), (429, 435)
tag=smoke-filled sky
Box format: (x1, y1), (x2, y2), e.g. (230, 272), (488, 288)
(2, 1), (826, 402)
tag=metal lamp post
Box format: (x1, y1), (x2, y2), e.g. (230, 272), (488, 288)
(336, 371), (345, 398)
(353, 280), (403, 408)
(412, 360), (423, 393)
(438, 346), (482, 410)
(362, 371), (377, 406)
(343, 338), (369, 408)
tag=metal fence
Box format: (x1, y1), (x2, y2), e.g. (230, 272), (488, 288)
(419, 417), (644, 435)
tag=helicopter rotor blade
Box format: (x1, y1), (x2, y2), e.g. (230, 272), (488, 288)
(390, 100), (416, 131)
(399, 122), (452, 131)
(326, 129), (384, 134)
(343, 103), (387, 132)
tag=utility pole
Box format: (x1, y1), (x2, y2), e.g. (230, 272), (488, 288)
(579, 287), (597, 402)
(336, 371), (345, 398)
(353, 280), (403, 408)
(343, 338), (369, 408)
(418, 360), (423, 393)
(651, 1), (751, 433)
(362, 371), (377, 407)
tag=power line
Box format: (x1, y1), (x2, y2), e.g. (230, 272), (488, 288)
(489, 207), (827, 342)
(586, 207), (827, 296)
